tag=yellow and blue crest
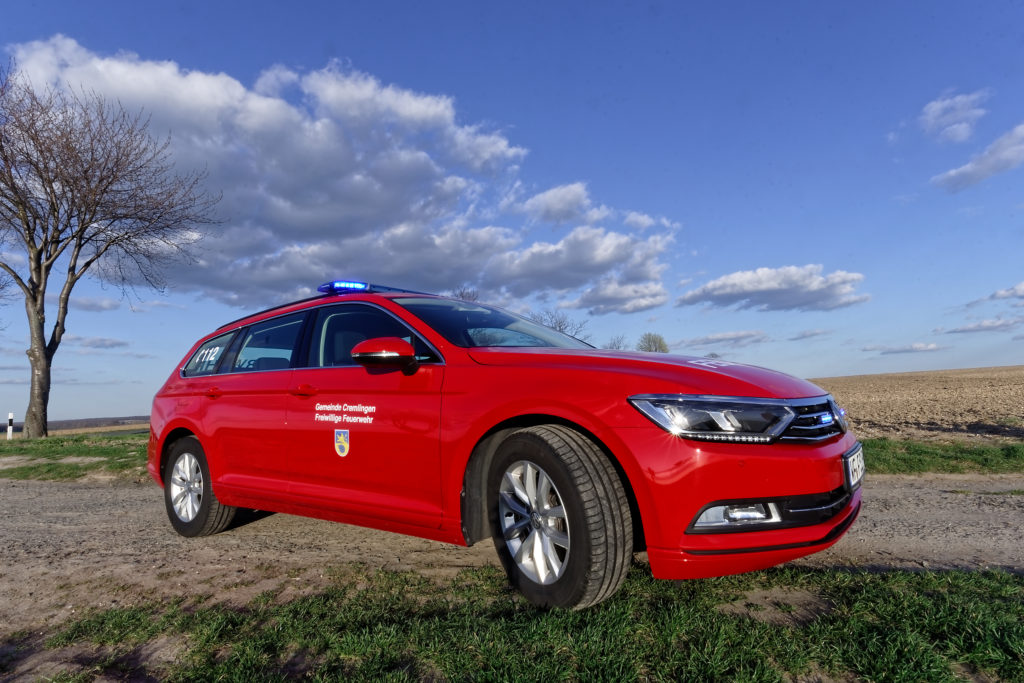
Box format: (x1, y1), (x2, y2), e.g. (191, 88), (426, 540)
(334, 430), (350, 457)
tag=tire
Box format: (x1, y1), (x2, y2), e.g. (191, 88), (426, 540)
(163, 436), (236, 537)
(489, 424), (633, 609)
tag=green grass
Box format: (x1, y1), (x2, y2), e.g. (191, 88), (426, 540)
(862, 438), (1024, 474)
(1, 435), (1022, 678)
(5, 564), (1018, 682)
(3, 434), (1022, 482)
(0, 433), (148, 480)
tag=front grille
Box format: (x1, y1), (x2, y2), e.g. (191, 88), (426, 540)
(780, 399), (844, 442)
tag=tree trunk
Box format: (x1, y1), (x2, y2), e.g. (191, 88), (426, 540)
(22, 300), (51, 439)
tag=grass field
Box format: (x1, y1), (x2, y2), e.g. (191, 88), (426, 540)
(3, 434), (1023, 481)
(0, 433), (149, 480)
(6, 564), (1021, 681)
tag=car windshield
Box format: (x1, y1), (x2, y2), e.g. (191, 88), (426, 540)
(393, 297), (592, 349)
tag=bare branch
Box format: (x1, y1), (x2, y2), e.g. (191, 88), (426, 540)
(527, 309), (592, 342)
(602, 334), (629, 350)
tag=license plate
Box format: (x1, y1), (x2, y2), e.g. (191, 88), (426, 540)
(844, 444), (865, 491)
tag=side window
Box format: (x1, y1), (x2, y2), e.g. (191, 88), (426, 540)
(230, 313), (305, 373)
(309, 304), (439, 368)
(183, 332), (235, 377)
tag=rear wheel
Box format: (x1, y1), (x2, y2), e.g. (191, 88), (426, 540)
(489, 425), (632, 609)
(164, 437), (236, 537)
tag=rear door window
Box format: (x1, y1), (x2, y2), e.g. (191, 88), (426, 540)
(230, 313), (306, 373)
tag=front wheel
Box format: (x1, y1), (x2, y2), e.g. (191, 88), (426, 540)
(163, 436), (236, 537)
(489, 425), (633, 609)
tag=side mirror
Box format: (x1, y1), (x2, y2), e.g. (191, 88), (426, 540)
(350, 337), (419, 374)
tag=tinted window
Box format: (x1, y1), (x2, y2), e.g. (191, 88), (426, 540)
(182, 332), (235, 376)
(393, 297), (592, 349)
(231, 313), (305, 373)
(308, 304), (440, 367)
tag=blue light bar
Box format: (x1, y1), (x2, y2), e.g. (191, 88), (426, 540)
(318, 280), (370, 294)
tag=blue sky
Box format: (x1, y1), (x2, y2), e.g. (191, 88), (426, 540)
(1, 1), (1022, 420)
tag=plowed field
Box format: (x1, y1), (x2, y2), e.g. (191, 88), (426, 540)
(814, 365), (1024, 442)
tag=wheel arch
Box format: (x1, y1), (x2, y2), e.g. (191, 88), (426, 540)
(158, 427), (199, 484)
(460, 414), (645, 551)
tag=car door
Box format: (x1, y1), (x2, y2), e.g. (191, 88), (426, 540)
(285, 303), (445, 527)
(200, 311), (307, 493)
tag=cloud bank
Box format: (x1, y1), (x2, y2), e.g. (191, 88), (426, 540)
(10, 36), (673, 312)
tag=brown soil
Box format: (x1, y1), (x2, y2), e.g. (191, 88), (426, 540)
(814, 365), (1024, 443)
(1, 366), (1022, 679)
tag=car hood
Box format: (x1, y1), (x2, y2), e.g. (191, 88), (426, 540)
(465, 347), (827, 399)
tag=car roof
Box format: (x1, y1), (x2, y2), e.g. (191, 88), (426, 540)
(214, 283), (440, 332)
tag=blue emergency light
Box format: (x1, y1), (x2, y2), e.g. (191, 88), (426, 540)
(318, 280), (370, 294)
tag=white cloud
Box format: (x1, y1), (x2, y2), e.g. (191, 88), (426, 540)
(44, 294), (121, 311)
(683, 330), (770, 349)
(988, 282), (1024, 301)
(522, 182), (591, 223)
(252, 64), (300, 96)
(7, 36), (678, 313)
(940, 317), (1024, 334)
(788, 329), (831, 341)
(931, 123), (1024, 191)
(304, 63), (455, 128)
(862, 343), (943, 355)
(566, 280), (668, 315)
(482, 226), (670, 306)
(624, 211), (656, 229)
(677, 265), (869, 312)
(72, 297), (121, 312)
(967, 281), (1024, 308)
(919, 90), (989, 143)
(63, 335), (130, 349)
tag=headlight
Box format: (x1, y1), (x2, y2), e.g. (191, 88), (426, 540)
(629, 395), (797, 443)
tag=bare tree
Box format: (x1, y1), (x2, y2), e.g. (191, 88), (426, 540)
(450, 285), (480, 302)
(528, 308), (592, 342)
(636, 332), (670, 353)
(0, 67), (218, 437)
(602, 334), (629, 350)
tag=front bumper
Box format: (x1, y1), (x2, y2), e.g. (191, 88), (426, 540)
(613, 427), (862, 580)
(647, 490), (860, 578)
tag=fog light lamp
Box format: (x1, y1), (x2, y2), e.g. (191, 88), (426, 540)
(694, 502), (781, 528)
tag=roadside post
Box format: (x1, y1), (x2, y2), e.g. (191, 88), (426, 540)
(6, 413), (12, 440)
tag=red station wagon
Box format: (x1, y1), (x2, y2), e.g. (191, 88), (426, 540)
(148, 280), (863, 609)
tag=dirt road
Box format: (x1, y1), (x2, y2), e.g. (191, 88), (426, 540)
(2, 473), (1022, 638)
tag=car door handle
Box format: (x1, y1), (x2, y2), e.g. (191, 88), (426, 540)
(291, 384), (318, 397)
(205, 387), (223, 399)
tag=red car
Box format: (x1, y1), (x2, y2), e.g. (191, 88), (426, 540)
(148, 280), (863, 609)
